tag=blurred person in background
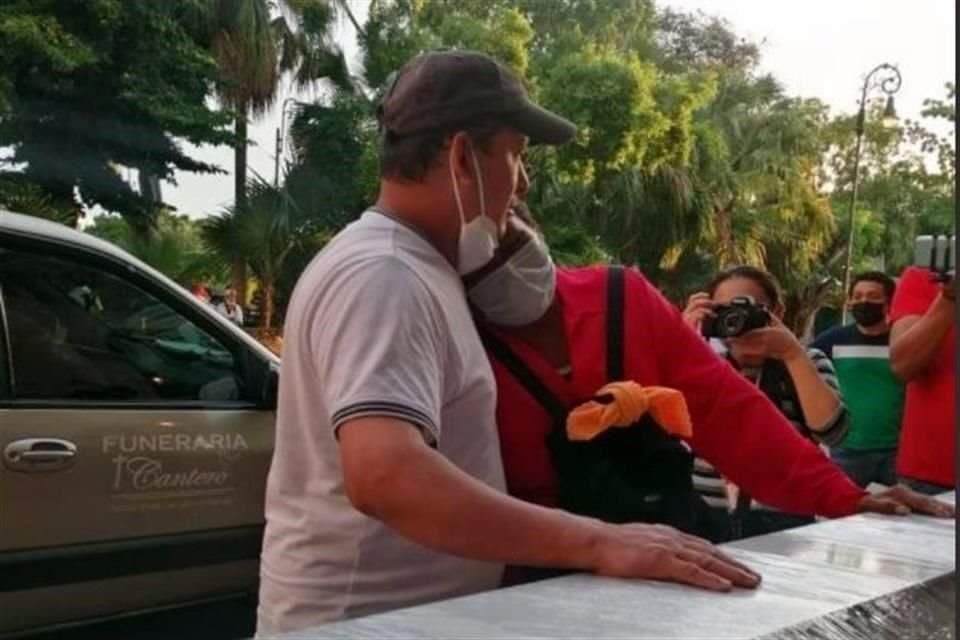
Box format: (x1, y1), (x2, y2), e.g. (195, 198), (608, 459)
(189, 283), (211, 304)
(683, 266), (848, 539)
(811, 272), (903, 489)
(889, 267), (955, 495)
(216, 287), (244, 326)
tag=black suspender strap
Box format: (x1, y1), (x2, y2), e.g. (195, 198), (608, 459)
(477, 326), (568, 424)
(606, 265), (625, 382)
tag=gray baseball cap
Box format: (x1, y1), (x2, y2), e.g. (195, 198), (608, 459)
(377, 50), (577, 145)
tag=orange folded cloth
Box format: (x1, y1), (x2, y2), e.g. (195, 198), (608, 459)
(566, 381), (692, 441)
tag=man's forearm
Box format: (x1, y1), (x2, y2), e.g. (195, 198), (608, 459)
(783, 353), (842, 431)
(890, 296), (953, 381)
(341, 420), (604, 571)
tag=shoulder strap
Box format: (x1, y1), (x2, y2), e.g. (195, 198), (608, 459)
(477, 326), (568, 424)
(606, 265), (625, 382)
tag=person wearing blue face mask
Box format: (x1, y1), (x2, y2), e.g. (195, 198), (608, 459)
(810, 272), (904, 489)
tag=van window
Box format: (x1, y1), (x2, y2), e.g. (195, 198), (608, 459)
(0, 248), (242, 403)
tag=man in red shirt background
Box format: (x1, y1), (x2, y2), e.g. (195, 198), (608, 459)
(890, 267), (956, 494)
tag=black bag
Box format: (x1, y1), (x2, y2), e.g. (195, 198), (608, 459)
(480, 266), (728, 541)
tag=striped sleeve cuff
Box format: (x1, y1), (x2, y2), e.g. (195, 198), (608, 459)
(812, 404), (849, 447)
(808, 348), (840, 390)
(804, 347), (849, 446)
(332, 402), (439, 446)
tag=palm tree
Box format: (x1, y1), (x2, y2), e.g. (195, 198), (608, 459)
(283, 95), (376, 228)
(689, 73), (785, 268)
(200, 0), (353, 302)
(688, 74), (840, 332)
(202, 176), (312, 332)
(595, 166), (709, 269)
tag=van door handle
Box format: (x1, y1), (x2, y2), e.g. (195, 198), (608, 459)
(4, 438), (77, 472)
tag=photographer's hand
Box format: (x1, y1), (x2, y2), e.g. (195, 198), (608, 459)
(682, 292), (714, 333)
(732, 318), (843, 434)
(859, 485), (954, 518)
(727, 317), (804, 362)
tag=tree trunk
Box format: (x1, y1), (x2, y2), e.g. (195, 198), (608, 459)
(784, 280), (835, 340)
(233, 113), (249, 303)
(785, 294), (816, 340)
(713, 198), (739, 268)
(231, 259), (247, 304)
(259, 279), (276, 332)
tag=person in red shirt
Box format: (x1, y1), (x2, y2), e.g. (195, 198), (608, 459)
(889, 267), (956, 494)
(189, 283), (211, 304)
(464, 204), (952, 582)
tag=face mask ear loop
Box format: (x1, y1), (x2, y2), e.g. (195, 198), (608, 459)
(468, 147), (486, 223)
(449, 143), (467, 232)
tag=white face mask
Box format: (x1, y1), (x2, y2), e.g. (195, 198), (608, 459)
(450, 143), (499, 275)
(466, 218), (556, 327)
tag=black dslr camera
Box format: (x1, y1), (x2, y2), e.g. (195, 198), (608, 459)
(701, 296), (770, 339)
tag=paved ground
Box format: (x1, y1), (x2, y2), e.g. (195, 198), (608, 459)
(29, 597), (255, 640)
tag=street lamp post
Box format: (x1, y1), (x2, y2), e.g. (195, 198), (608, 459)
(274, 97), (299, 187)
(841, 63), (901, 324)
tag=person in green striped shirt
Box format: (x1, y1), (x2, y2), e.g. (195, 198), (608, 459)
(810, 272), (904, 488)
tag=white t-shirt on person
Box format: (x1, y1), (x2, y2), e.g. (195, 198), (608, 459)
(216, 301), (243, 325)
(256, 211), (506, 637)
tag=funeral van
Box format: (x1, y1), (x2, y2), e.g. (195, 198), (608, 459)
(0, 209), (279, 637)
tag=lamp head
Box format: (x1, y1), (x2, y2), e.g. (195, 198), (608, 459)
(882, 95), (899, 128)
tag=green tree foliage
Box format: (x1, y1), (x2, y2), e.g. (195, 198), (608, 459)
(86, 210), (228, 287)
(284, 93), (378, 228)
(8, 0), (953, 338)
(358, 0), (719, 275)
(635, 11), (839, 321)
(824, 83), (956, 281)
(202, 176), (328, 330)
(492, 0), (657, 73)
(0, 0), (233, 231)
(651, 8), (760, 74)
(541, 50), (669, 181)
(0, 176), (78, 225)
(197, 0), (353, 299)
(643, 11), (957, 337)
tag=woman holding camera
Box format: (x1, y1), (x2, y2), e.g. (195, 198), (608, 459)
(682, 266), (849, 539)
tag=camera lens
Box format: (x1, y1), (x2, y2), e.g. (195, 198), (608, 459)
(720, 310), (747, 337)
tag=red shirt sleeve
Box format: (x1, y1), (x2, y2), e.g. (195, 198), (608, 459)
(621, 268), (866, 518)
(890, 266), (938, 322)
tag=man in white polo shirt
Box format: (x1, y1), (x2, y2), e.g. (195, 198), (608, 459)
(256, 50), (761, 637)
